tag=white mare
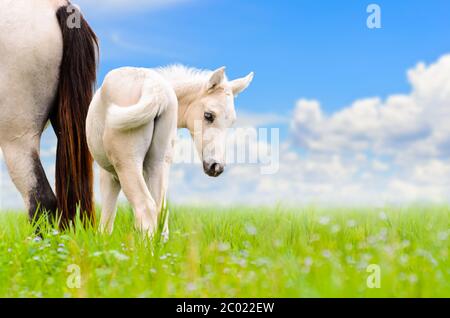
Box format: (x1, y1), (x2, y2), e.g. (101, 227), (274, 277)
(0, 0), (97, 224)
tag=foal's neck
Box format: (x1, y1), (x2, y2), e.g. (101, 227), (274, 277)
(157, 67), (210, 129)
(171, 80), (204, 129)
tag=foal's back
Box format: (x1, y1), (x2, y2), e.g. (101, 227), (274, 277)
(102, 68), (149, 108)
(87, 67), (177, 172)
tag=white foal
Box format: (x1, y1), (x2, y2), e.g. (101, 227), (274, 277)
(87, 66), (254, 238)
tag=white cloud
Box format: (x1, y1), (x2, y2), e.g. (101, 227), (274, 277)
(292, 54), (450, 160)
(236, 111), (289, 128)
(287, 54), (450, 204)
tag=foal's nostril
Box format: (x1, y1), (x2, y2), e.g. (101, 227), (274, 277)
(211, 163), (224, 175)
(203, 162), (224, 177)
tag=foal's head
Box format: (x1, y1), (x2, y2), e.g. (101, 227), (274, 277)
(183, 67), (254, 177)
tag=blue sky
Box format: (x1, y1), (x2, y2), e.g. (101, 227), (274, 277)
(2, 0), (450, 208)
(82, 0), (450, 116)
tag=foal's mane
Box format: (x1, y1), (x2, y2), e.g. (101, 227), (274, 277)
(157, 65), (226, 83)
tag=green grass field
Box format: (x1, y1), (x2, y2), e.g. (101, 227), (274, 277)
(0, 205), (448, 298)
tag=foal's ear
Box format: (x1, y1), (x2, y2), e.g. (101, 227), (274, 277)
(207, 67), (226, 92)
(230, 72), (254, 97)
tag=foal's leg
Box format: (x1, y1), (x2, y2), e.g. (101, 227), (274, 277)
(118, 165), (158, 237)
(1, 136), (56, 222)
(144, 103), (177, 241)
(104, 124), (158, 237)
(99, 168), (121, 234)
(144, 157), (173, 241)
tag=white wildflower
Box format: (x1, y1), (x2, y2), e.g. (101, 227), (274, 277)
(245, 224), (257, 236)
(319, 216), (331, 225)
(217, 242), (231, 252)
(331, 225), (341, 234)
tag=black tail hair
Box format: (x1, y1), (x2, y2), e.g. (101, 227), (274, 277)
(52, 4), (98, 227)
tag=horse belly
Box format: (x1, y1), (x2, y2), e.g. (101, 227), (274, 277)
(0, 0), (63, 140)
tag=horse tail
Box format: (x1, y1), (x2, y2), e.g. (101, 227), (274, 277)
(52, 4), (98, 227)
(106, 92), (166, 131)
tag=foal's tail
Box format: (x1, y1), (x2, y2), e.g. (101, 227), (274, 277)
(106, 91), (165, 131)
(52, 4), (98, 227)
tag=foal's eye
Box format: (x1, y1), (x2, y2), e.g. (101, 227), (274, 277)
(204, 112), (215, 123)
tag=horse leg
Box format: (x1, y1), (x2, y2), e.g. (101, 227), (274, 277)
(104, 123), (157, 237)
(144, 102), (177, 241)
(1, 136), (56, 222)
(144, 159), (172, 241)
(117, 163), (158, 237)
(99, 168), (121, 234)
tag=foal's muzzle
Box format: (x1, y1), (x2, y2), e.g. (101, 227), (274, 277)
(203, 161), (225, 177)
